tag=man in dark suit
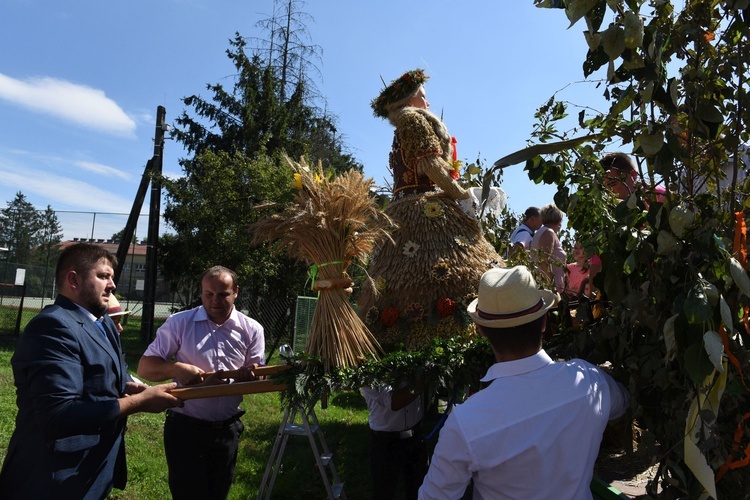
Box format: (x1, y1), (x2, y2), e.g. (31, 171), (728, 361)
(0, 243), (183, 499)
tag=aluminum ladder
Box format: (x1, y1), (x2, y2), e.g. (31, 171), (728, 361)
(257, 403), (346, 499)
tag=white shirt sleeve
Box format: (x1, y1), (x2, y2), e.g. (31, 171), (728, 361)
(604, 375), (630, 420)
(418, 411), (474, 499)
(142, 314), (181, 360)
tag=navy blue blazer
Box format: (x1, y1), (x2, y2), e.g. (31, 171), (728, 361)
(0, 295), (131, 499)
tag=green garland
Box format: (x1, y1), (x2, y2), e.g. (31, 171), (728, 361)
(271, 335), (495, 411)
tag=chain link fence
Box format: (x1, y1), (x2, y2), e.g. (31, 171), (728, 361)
(1, 211), (306, 351)
(0, 260), (302, 355)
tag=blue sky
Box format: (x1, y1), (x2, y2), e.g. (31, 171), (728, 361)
(0, 1), (605, 241)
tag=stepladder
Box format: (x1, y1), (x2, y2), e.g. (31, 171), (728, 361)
(257, 402), (346, 499)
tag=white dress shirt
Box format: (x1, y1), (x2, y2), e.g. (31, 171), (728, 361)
(143, 305), (265, 421)
(510, 223), (534, 250)
(362, 385), (423, 432)
(419, 350), (629, 500)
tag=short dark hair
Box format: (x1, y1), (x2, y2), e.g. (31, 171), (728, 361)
(600, 152), (636, 173)
(201, 266), (238, 289)
(524, 206), (540, 220)
(56, 243), (117, 284)
(479, 314), (545, 353)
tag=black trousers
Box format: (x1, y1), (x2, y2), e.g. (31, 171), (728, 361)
(164, 411), (245, 500)
(370, 424), (428, 500)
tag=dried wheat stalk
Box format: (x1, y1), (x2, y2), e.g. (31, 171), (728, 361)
(250, 156), (394, 370)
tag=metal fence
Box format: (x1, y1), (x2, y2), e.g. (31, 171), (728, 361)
(0, 272), (301, 352)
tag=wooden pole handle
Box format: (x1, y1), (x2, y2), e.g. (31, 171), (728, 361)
(169, 379), (288, 400)
(200, 364), (291, 381)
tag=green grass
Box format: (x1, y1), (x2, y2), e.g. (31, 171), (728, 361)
(0, 316), (378, 499)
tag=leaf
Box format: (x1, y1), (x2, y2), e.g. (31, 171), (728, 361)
(623, 252), (637, 274)
(636, 131), (664, 155)
(565, 0), (598, 27)
(703, 330), (725, 373)
(663, 313), (678, 362)
(669, 78), (680, 107)
(683, 342), (715, 385)
(720, 295), (734, 333)
(684, 366), (726, 500)
(657, 230), (680, 255)
(668, 205), (695, 238)
(583, 30), (602, 51)
(684, 424), (717, 500)
(623, 11), (644, 49)
(466, 164), (482, 175)
(611, 85), (636, 115)
(490, 134), (599, 171)
(683, 286), (712, 324)
(601, 25), (626, 60)
(583, 46), (609, 77)
(607, 60), (616, 82)
(642, 81), (654, 103)
(696, 102), (724, 124)
(729, 256), (750, 297)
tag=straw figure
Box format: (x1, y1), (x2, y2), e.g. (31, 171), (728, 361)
(358, 69), (505, 351)
(250, 156), (394, 370)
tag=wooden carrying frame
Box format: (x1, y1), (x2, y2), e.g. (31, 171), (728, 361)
(168, 365), (290, 400)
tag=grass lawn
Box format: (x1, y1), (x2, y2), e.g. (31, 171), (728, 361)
(0, 316), (381, 499)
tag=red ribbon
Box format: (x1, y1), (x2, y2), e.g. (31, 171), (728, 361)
(716, 212), (750, 483)
(451, 136), (458, 162)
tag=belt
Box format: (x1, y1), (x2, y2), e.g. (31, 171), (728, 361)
(166, 410), (244, 429)
(370, 423), (421, 440)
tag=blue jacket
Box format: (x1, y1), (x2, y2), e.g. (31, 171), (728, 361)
(0, 295), (130, 499)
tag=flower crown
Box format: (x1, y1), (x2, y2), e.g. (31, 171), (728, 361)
(371, 68), (429, 119)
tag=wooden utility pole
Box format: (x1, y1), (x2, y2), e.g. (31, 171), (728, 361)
(140, 106), (166, 342)
(114, 158), (152, 285)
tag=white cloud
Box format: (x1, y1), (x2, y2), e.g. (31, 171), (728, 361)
(0, 160), (132, 213)
(0, 73), (136, 137)
(75, 160), (131, 180)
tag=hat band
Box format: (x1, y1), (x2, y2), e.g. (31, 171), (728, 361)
(477, 298), (544, 321)
(109, 307), (123, 314)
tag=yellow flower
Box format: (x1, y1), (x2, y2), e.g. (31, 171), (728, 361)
(314, 173), (323, 183)
(454, 235), (470, 247)
(375, 276), (387, 293)
(423, 201), (444, 219)
(292, 173), (303, 189)
(450, 160), (462, 180)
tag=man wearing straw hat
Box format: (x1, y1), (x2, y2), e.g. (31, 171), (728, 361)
(419, 266), (629, 499)
(106, 295), (131, 334)
(137, 265), (265, 500)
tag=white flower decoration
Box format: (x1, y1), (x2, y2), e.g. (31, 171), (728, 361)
(402, 240), (420, 257)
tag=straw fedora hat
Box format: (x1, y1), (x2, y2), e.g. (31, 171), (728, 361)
(467, 266), (556, 328)
(107, 295), (131, 318)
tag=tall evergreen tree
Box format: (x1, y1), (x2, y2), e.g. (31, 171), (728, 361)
(160, 150), (299, 302)
(163, 1), (361, 306)
(0, 192), (42, 263)
(34, 205), (63, 266)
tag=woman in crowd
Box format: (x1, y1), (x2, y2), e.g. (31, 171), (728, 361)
(530, 203), (566, 294)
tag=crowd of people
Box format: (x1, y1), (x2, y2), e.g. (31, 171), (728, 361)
(505, 149), (656, 306)
(0, 67), (633, 500)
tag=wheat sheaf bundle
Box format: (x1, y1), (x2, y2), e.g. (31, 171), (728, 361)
(250, 155), (394, 370)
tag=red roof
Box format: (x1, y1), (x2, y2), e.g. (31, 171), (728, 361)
(59, 239), (148, 256)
